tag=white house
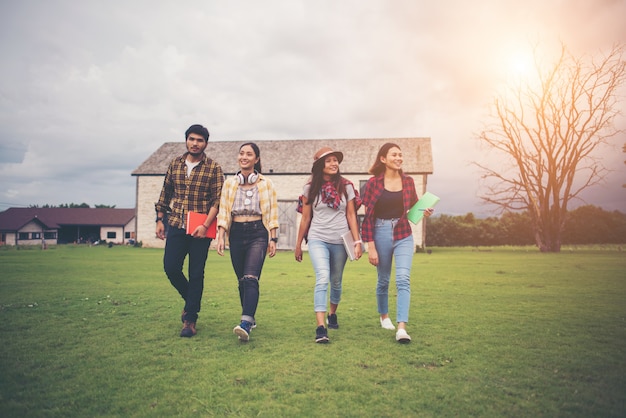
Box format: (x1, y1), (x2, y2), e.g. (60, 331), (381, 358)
(0, 208), (136, 246)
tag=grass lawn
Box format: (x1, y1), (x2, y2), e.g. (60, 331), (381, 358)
(0, 244), (625, 417)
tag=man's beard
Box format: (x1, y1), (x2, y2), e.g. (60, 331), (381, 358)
(187, 147), (205, 157)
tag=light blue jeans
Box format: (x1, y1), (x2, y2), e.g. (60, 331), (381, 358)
(307, 239), (349, 312)
(373, 218), (414, 323)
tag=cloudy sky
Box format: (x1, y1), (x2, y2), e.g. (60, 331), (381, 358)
(1, 0), (625, 215)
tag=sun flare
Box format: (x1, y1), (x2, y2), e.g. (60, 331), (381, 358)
(506, 50), (534, 78)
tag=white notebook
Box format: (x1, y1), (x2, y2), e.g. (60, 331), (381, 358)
(341, 231), (361, 261)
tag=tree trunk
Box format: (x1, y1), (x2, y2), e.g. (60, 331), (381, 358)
(532, 211), (562, 252)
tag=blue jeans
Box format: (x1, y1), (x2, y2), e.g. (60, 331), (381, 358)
(308, 239), (348, 312)
(163, 226), (212, 323)
(373, 218), (414, 323)
(228, 220), (268, 323)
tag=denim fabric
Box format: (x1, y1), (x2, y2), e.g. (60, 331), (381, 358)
(307, 239), (349, 312)
(373, 218), (414, 323)
(163, 227), (212, 322)
(228, 220), (268, 322)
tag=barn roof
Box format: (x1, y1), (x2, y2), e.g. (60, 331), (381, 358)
(132, 138), (433, 176)
(0, 208), (135, 231)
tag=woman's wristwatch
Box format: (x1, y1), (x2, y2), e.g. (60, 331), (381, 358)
(270, 237), (278, 243)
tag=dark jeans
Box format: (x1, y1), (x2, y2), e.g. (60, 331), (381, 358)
(228, 220), (268, 323)
(163, 226), (211, 323)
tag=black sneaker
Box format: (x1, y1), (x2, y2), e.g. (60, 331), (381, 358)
(327, 313), (339, 329)
(180, 320), (196, 338)
(315, 325), (329, 343)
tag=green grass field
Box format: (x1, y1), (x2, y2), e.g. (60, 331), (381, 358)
(1, 244), (625, 417)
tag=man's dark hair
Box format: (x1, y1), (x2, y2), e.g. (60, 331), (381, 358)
(185, 124), (209, 141)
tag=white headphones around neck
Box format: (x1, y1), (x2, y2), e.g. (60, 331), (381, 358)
(235, 170), (259, 185)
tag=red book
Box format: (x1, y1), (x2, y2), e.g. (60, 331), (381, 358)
(186, 211), (217, 238)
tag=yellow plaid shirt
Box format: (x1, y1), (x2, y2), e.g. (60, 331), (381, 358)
(155, 153), (224, 229)
(217, 174), (279, 233)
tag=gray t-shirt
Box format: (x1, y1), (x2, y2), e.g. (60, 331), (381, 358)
(304, 183), (356, 244)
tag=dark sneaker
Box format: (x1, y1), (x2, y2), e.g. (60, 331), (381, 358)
(327, 313), (339, 329)
(234, 320), (253, 341)
(180, 320), (197, 338)
(315, 325), (329, 343)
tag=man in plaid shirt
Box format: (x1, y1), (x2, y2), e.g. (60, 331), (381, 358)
(155, 124), (224, 338)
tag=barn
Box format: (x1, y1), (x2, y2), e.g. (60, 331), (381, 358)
(131, 138), (433, 250)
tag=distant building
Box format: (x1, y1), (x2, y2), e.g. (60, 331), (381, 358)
(132, 138), (433, 249)
(0, 208), (136, 246)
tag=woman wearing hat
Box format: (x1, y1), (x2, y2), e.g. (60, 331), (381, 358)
(295, 147), (362, 343)
(361, 143), (434, 343)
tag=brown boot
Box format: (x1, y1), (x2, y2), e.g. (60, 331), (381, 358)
(180, 320), (197, 337)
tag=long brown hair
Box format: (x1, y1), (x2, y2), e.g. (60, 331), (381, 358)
(307, 158), (346, 206)
(369, 142), (402, 176)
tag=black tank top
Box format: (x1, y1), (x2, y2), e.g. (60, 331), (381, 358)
(374, 189), (403, 219)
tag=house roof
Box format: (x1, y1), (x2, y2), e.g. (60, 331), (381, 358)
(0, 208), (135, 231)
(132, 138), (433, 176)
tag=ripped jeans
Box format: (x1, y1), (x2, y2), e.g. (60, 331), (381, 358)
(228, 220), (268, 323)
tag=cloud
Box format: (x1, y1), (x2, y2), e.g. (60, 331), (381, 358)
(0, 0), (624, 213)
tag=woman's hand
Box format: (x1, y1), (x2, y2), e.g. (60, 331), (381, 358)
(368, 245), (378, 266)
(354, 242), (363, 260)
(268, 240), (277, 258)
(294, 246), (303, 262)
(216, 236), (225, 256)
(424, 208), (434, 217)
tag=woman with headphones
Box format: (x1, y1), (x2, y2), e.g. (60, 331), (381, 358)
(216, 143), (279, 342)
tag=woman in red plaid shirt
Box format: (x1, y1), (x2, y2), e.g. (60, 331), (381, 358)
(361, 143), (433, 343)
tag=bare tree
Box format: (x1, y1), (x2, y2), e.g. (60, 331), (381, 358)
(476, 43), (626, 252)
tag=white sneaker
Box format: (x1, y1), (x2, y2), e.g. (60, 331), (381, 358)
(395, 328), (411, 343)
(380, 317), (395, 330)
